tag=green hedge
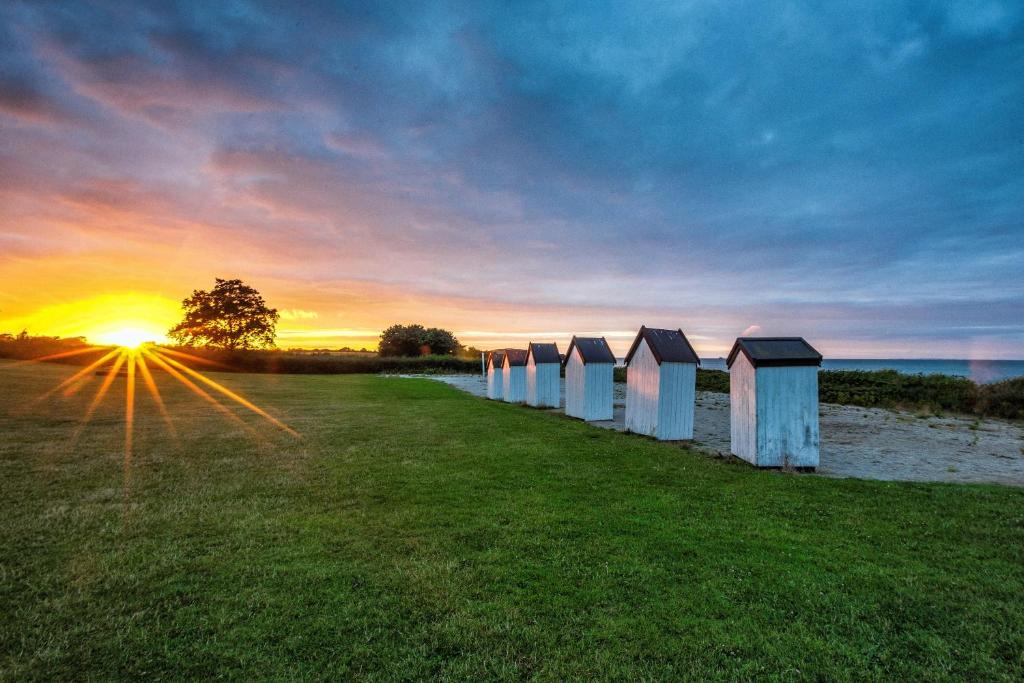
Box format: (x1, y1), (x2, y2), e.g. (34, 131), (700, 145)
(156, 347), (481, 375)
(696, 369), (731, 393)
(818, 369), (977, 413)
(974, 377), (1024, 421)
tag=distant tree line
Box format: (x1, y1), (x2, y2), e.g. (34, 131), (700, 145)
(0, 331), (101, 362)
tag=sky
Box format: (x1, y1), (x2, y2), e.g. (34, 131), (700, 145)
(1, 0), (1022, 358)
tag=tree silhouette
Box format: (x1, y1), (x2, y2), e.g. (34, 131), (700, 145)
(168, 278), (279, 349)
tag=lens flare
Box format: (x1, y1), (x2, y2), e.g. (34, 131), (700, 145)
(151, 349), (299, 436)
(23, 343), (298, 495)
(136, 352), (176, 438)
(143, 349), (258, 435)
(123, 350), (137, 494)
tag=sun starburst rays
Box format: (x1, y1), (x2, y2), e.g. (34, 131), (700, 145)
(154, 346), (230, 368)
(150, 350), (299, 437)
(52, 348), (121, 398)
(125, 350), (136, 464)
(136, 352), (176, 439)
(142, 349), (259, 436)
(80, 352), (126, 426)
(27, 343), (297, 478)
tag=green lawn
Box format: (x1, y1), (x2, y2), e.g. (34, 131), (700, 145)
(1, 360), (1022, 681)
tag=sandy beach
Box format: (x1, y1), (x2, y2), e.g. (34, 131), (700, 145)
(418, 374), (1024, 487)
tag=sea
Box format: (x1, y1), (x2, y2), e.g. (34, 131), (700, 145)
(694, 358), (1024, 385)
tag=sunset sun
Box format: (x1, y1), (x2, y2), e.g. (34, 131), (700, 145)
(95, 327), (156, 349)
(0, 292), (178, 348)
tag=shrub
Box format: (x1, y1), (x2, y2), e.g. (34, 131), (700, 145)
(379, 324), (460, 357)
(975, 377), (1024, 421)
(696, 369), (730, 393)
(818, 370), (977, 414)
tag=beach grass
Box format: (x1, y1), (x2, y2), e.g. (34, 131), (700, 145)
(1, 360), (1023, 680)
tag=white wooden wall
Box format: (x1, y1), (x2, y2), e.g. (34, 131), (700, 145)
(625, 339), (660, 435)
(503, 364), (526, 403)
(657, 362), (696, 440)
(626, 339), (696, 440)
(730, 353), (819, 467)
(526, 362), (560, 407)
(729, 353), (758, 463)
(565, 347), (613, 420)
(756, 366), (819, 468)
(564, 348), (586, 417)
(486, 363), (504, 400)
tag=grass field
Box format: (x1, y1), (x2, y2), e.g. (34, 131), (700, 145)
(1, 360), (1023, 681)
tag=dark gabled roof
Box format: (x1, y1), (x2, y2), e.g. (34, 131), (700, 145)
(527, 342), (560, 365)
(562, 336), (616, 367)
(486, 350), (505, 369)
(503, 348), (528, 367)
(726, 337), (822, 369)
(624, 326), (700, 366)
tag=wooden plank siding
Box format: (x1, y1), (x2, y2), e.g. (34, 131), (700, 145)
(656, 361), (696, 440)
(625, 338), (660, 436)
(756, 366), (819, 467)
(486, 361), (504, 400)
(526, 360), (560, 408)
(625, 338), (696, 440)
(730, 352), (820, 468)
(502, 363), (527, 403)
(565, 346), (614, 421)
(729, 352), (758, 461)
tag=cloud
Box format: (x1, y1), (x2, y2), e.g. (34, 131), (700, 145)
(0, 74), (69, 122)
(0, 1), (1022, 356)
(279, 309), (319, 321)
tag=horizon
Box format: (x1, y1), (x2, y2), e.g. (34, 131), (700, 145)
(2, 2), (1022, 359)
(5, 328), (1024, 363)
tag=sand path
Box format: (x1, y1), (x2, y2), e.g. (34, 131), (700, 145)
(415, 374), (1024, 487)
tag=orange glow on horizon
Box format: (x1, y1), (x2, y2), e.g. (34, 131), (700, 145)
(1, 292), (177, 347)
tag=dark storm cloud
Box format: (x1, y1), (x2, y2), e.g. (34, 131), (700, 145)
(1, 0), (1022, 354)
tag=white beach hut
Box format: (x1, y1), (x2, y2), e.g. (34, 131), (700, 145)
(502, 349), (528, 403)
(486, 350), (506, 400)
(563, 336), (616, 421)
(727, 337), (822, 469)
(624, 326), (700, 440)
(525, 342), (561, 408)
